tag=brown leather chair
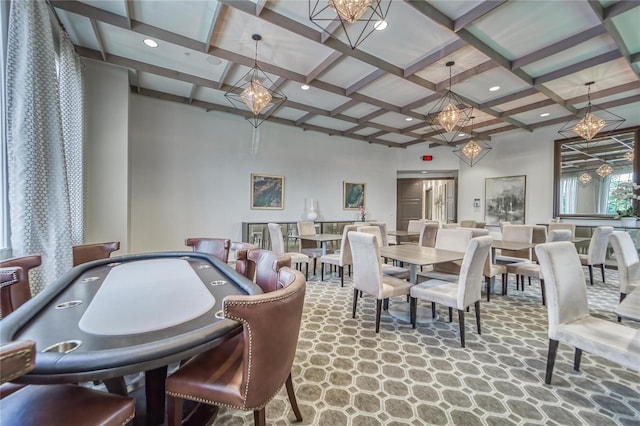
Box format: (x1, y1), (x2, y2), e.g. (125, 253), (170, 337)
(0, 340), (135, 425)
(185, 238), (231, 263)
(229, 241), (255, 263)
(165, 267), (306, 426)
(72, 241), (120, 266)
(235, 248), (292, 293)
(0, 255), (42, 317)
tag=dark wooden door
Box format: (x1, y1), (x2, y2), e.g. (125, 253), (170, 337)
(397, 179), (423, 230)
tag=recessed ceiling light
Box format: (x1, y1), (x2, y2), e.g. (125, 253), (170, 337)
(143, 39), (158, 48)
(540, 112), (550, 117)
(374, 20), (388, 31)
(489, 86), (500, 92)
(405, 117), (413, 122)
(301, 84), (310, 90)
(421, 171), (428, 174)
(459, 133), (466, 137)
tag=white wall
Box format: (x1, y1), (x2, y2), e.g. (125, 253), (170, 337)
(83, 60), (130, 252)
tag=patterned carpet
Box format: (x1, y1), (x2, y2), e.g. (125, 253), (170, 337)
(214, 268), (640, 426)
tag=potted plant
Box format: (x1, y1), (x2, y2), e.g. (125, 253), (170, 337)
(613, 181), (640, 227)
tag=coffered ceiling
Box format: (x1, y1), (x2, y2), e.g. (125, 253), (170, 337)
(51, 0), (640, 149)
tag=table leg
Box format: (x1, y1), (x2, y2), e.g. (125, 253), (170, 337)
(388, 263), (438, 324)
(103, 377), (127, 396)
(145, 365), (168, 426)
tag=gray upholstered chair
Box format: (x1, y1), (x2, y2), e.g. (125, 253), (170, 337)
(165, 267), (306, 426)
(534, 241), (640, 384)
(405, 219), (426, 243)
(357, 226), (409, 279)
(185, 238), (231, 263)
(579, 226), (613, 285)
(367, 222), (389, 247)
(608, 231), (640, 318)
(320, 224), (358, 286)
(495, 224), (533, 265)
(548, 223), (576, 238)
(417, 228), (474, 282)
(510, 229), (573, 305)
(348, 231), (413, 333)
(1, 340), (135, 425)
(267, 223), (309, 280)
(409, 236), (493, 347)
(297, 221), (323, 274)
(419, 222), (440, 248)
(460, 219), (476, 228)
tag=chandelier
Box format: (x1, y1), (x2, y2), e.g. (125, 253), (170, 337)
(595, 162), (614, 179)
(578, 172), (593, 186)
(452, 117), (492, 167)
(624, 150), (634, 162)
(309, 0), (391, 49)
(558, 81), (625, 141)
(427, 62), (473, 144)
(224, 34), (287, 128)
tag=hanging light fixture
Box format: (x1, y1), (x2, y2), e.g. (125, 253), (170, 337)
(452, 117), (492, 167)
(624, 149), (634, 162)
(558, 81), (625, 141)
(578, 172), (593, 187)
(595, 162), (614, 179)
(224, 34), (287, 128)
(309, 0), (391, 49)
(427, 61), (473, 144)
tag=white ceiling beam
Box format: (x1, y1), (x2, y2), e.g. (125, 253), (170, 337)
(453, 0), (508, 32)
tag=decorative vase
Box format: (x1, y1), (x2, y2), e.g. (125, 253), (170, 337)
(620, 217), (637, 228)
(307, 208), (318, 221)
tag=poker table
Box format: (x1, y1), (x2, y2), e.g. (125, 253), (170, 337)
(0, 251), (261, 425)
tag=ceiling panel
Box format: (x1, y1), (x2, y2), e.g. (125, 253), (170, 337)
(316, 56), (379, 88)
(56, 11), (100, 51)
(139, 72), (193, 98)
(279, 80), (351, 111)
(611, 7), (640, 54)
(357, 74), (434, 108)
(453, 68), (532, 104)
(414, 45), (491, 82)
(133, 0), (220, 43)
(305, 115), (358, 132)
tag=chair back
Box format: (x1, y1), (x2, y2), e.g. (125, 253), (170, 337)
(185, 238), (231, 263)
(499, 221), (511, 233)
(548, 223), (576, 239)
(267, 223), (286, 253)
(531, 226), (548, 262)
(442, 223), (460, 229)
(407, 220), (425, 233)
(418, 223), (439, 248)
(457, 236), (493, 309)
(337, 224), (359, 265)
(222, 266), (306, 409)
(586, 226), (614, 264)
(609, 231), (640, 294)
(435, 228), (473, 252)
(501, 225), (533, 259)
(348, 231), (383, 298)
(297, 221), (317, 251)
(460, 220), (476, 228)
(475, 221), (486, 229)
(535, 241), (590, 340)
(72, 242), (120, 266)
(547, 229), (572, 243)
(368, 222), (389, 246)
(229, 241), (255, 263)
(247, 249), (292, 293)
(0, 255), (42, 317)
(1, 340), (36, 384)
(357, 226), (384, 248)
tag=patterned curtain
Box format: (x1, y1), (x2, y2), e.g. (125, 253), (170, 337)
(6, 0), (84, 293)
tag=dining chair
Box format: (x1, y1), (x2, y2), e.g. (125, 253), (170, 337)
(509, 229), (572, 305)
(409, 236), (493, 347)
(534, 241), (640, 384)
(165, 267), (306, 426)
(460, 220), (477, 228)
(418, 228), (474, 281)
(367, 222), (390, 246)
(405, 220), (426, 243)
(495, 224), (533, 264)
(297, 221), (323, 274)
(348, 231), (413, 333)
(267, 223), (309, 280)
(419, 222), (440, 248)
(320, 224), (358, 286)
(357, 226), (409, 279)
(72, 241), (120, 266)
(0, 255), (42, 318)
(235, 248), (292, 293)
(608, 231), (640, 319)
(548, 223), (576, 239)
(579, 226), (613, 285)
(185, 238), (231, 263)
(0, 340), (136, 425)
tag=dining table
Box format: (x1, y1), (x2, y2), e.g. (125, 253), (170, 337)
(378, 245), (464, 323)
(296, 233), (342, 255)
(387, 230), (420, 244)
(0, 251), (260, 425)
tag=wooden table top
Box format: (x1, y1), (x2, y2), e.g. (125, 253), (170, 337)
(387, 230), (420, 237)
(379, 245), (464, 266)
(296, 234), (342, 242)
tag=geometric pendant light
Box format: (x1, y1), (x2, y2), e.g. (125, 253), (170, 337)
(452, 117), (492, 167)
(309, 0), (391, 49)
(427, 61), (473, 144)
(224, 34), (287, 128)
(557, 81), (625, 141)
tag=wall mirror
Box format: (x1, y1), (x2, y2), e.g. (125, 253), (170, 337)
(554, 126), (639, 218)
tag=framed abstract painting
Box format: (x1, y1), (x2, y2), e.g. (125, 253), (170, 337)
(485, 175), (526, 225)
(251, 174), (284, 209)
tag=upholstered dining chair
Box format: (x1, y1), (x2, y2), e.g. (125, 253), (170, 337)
(418, 228), (474, 280)
(0, 255), (42, 318)
(418, 222), (440, 248)
(320, 224), (358, 286)
(357, 226), (409, 279)
(534, 241), (640, 384)
(608, 232), (640, 318)
(495, 224), (533, 264)
(409, 236), (493, 347)
(235, 248), (292, 293)
(548, 223), (576, 239)
(406, 220), (426, 243)
(579, 226), (614, 285)
(165, 267), (306, 426)
(185, 238), (231, 263)
(509, 229), (573, 305)
(267, 223), (309, 280)
(348, 231), (413, 333)
(297, 221), (323, 274)
(72, 241), (120, 266)
(460, 220), (477, 228)
(1, 340), (136, 425)
(367, 222), (390, 247)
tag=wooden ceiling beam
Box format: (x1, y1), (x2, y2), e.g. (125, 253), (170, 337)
(453, 0), (508, 32)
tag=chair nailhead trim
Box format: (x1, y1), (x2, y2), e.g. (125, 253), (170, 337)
(0, 348), (32, 383)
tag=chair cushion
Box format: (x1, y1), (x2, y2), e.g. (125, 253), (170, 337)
(512, 263), (541, 278)
(486, 263), (507, 278)
(410, 280), (462, 308)
(288, 253), (309, 264)
(380, 275), (413, 299)
(416, 270), (458, 283)
(320, 253), (342, 267)
(302, 248), (323, 258)
(381, 264), (410, 279)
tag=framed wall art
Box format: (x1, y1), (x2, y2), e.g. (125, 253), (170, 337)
(484, 175), (526, 225)
(343, 181), (366, 210)
(251, 174), (284, 209)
